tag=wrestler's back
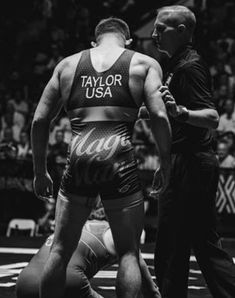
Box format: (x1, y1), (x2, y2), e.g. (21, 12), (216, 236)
(59, 48), (147, 107)
(59, 48), (151, 198)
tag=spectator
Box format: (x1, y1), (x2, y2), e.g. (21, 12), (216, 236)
(228, 56), (235, 98)
(210, 59), (231, 86)
(220, 131), (235, 155)
(0, 101), (25, 142)
(0, 127), (18, 159)
(16, 130), (31, 159)
(37, 198), (55, 236)
(217, 140), (235, 168)
(48, 129), (68, 165)
(49, 116), (72, 145)
(58, 116), (72, 143)
(214, 84), (230, 114)
(46, 45), (64, 73)
(217, 98), (235, 134)
(9, 89), (29, 117)
(32, 51), (49, 86)
(6, 70), (28, 96)
(48, 129), (68, 196)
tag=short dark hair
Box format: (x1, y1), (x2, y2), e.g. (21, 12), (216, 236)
(157, 5), (196, 34)
(95, 17), (130, 42)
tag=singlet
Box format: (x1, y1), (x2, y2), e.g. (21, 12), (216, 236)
(67, 220), (115, 278)
(60, 49), (142, 200)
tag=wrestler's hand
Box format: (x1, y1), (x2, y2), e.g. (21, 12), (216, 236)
(150, 167), (167, 199)
(150, 167), (162, 199)
(159, 86), (179, 118)
(33, 172), (54, 203)
(150, 164), (170, 199)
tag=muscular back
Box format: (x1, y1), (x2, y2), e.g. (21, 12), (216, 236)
(58, 47), (162, 109)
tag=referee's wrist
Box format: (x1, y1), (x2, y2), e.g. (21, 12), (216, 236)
(175, 105), (189, 122)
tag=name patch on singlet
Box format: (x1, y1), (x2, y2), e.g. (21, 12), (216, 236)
(81, 74), (122, 99)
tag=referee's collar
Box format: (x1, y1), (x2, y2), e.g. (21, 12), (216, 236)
(167, 43), (193, 70)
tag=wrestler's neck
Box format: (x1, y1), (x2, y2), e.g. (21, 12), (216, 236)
(95, 34), (126, 50)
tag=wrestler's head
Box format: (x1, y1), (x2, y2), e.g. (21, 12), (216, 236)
(93, 17), (132, 47)
(152, 5), (196, 57)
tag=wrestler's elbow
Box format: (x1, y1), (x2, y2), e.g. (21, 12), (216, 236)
(31, 116), (51, 132)
(150, 109), (169, 123)
(207, 110), (219, 129)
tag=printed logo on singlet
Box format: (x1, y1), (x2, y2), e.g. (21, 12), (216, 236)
(71, 127), (129, 160)
(70, 128), (130, 184)
(81, 75), (122, 99)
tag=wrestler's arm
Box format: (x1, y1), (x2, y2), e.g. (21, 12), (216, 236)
(31, 61), (64, 176)
(139, 252), (161, 298)
(143, 58), (172, 193)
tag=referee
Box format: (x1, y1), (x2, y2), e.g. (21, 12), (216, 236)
(152, 5), (235, 298)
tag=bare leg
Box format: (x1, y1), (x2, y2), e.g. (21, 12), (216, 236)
(104, 192), (144, 298)
(39, 193), (92, 298)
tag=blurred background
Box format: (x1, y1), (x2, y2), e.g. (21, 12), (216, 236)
(1, 0), (235, 241)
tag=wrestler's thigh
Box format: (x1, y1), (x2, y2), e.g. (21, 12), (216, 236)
(103, 192), (144, 256)
(51, 194), (92, 258)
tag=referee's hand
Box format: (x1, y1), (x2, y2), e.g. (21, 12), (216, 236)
(159, 86), (178, 118)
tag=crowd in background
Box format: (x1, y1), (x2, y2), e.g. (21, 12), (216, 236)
(1, 0), (235, 180)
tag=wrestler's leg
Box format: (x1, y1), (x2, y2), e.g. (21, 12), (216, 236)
(16, 236), (52, 298)
(39, 192), (93, 298)
(65, 267), (103, 298)
(103, 191), (144, 298)
(16, 264), (41, 298)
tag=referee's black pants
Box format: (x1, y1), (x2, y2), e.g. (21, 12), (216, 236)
(154, 151), (235, 298)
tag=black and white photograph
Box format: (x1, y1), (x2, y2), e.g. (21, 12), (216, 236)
(1, 0), (235, 297)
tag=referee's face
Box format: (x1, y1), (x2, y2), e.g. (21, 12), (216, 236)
(152, 13), (178, 57)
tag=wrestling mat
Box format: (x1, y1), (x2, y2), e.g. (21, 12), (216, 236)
(0, 237), (234, 298)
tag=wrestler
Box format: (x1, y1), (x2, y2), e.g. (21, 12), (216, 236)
(16, 218), (161, 298)
(31, 17), (171, 298)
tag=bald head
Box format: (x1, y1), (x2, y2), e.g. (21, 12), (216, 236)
(157, 5), (196, 37)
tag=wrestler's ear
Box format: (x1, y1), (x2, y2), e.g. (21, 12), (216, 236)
(177, 24), (186, 33)
(125, 38), (133, 47)
(91, 41), (97, 48)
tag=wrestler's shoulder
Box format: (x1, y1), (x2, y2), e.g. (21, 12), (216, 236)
(130, 50), (162, 72)
(55, 52), (84, 76)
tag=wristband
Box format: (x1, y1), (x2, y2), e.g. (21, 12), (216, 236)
(175, 105), (189, 122)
